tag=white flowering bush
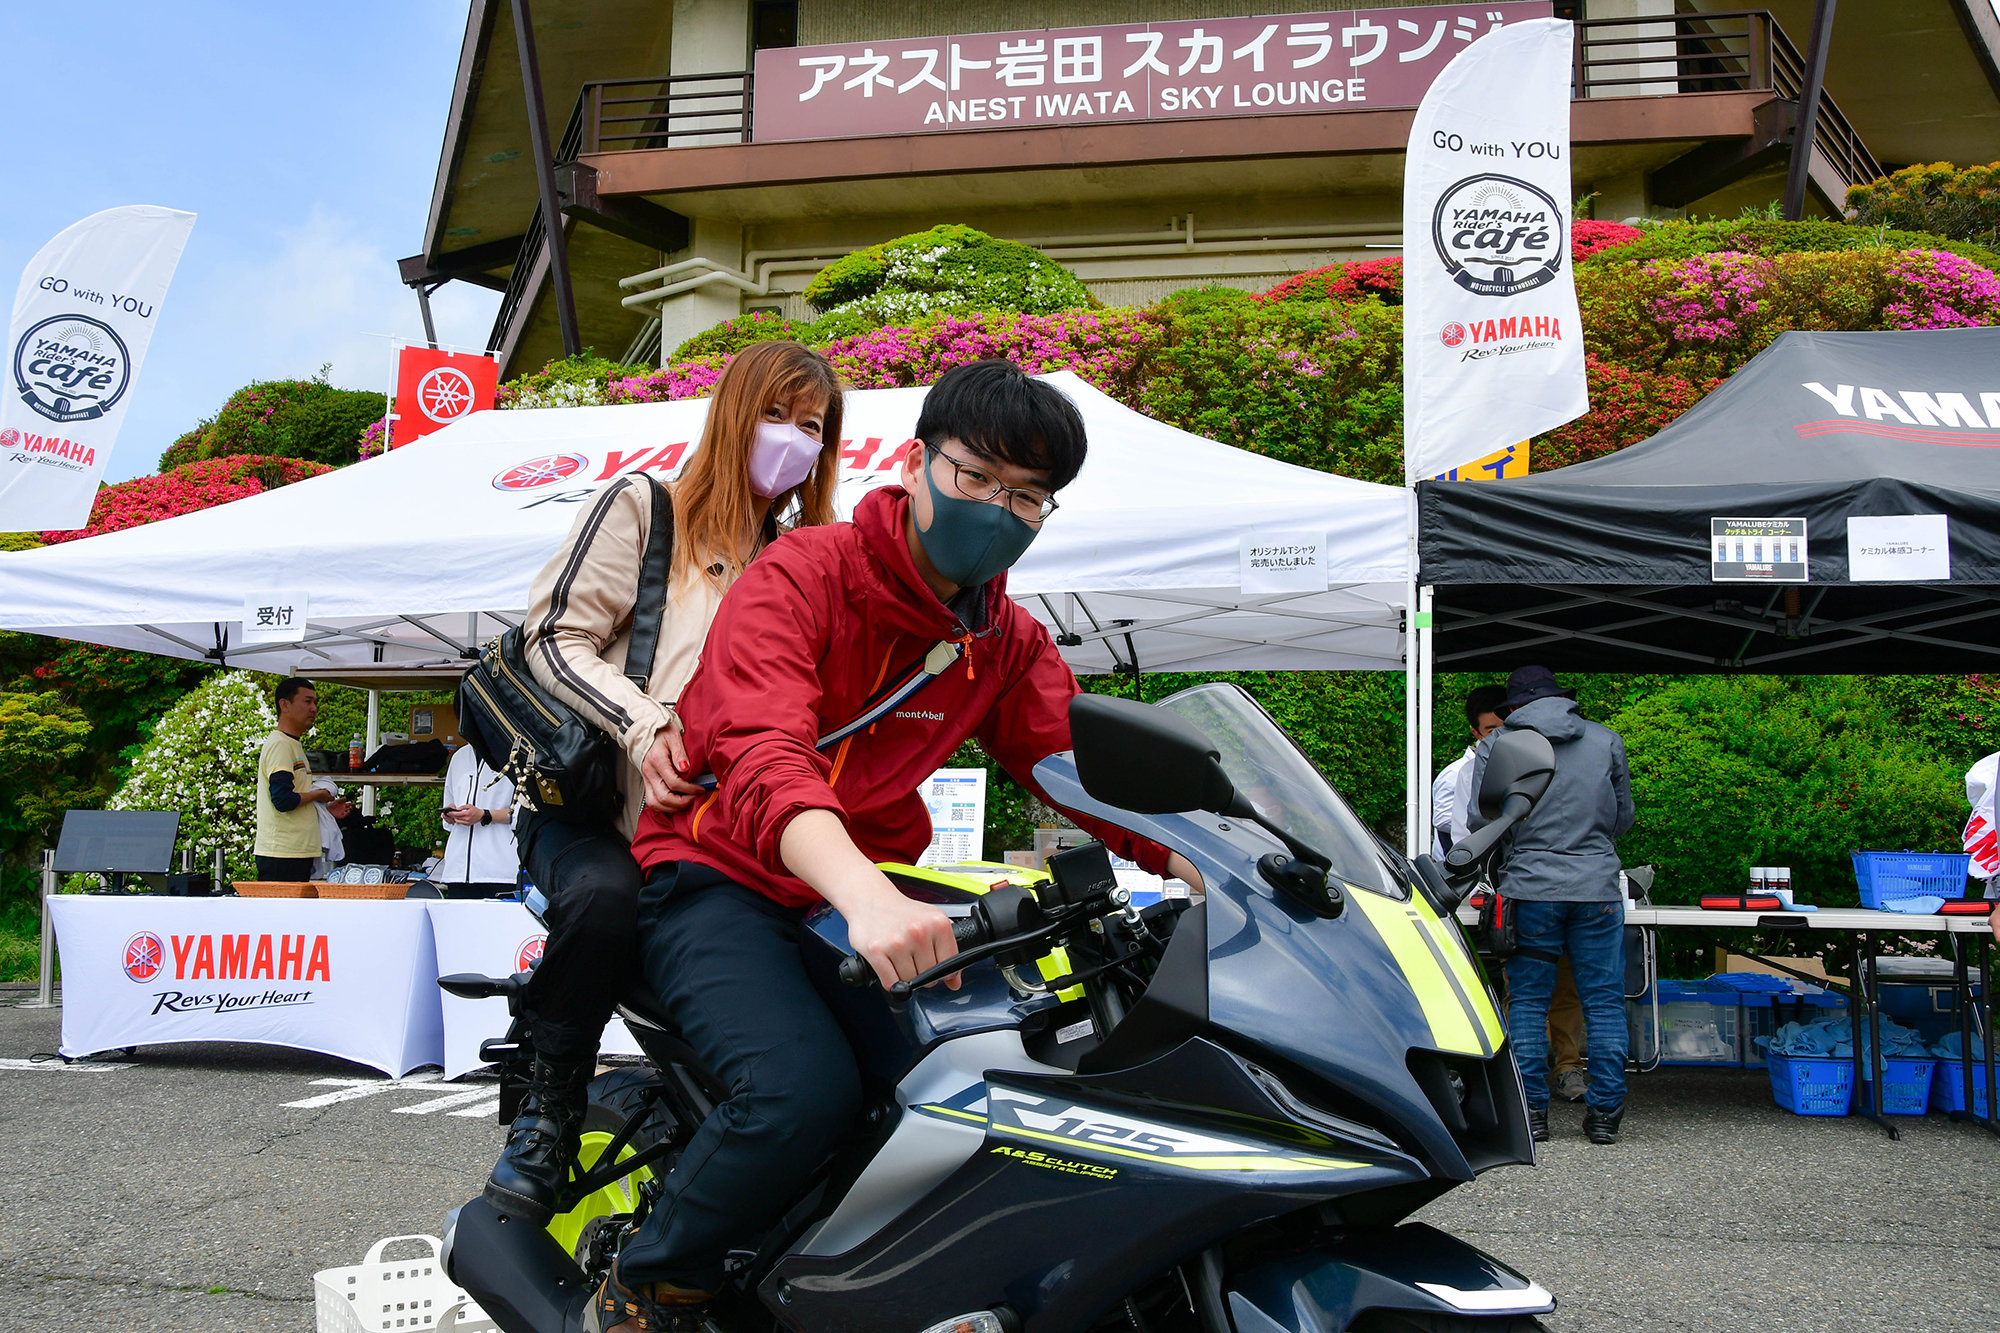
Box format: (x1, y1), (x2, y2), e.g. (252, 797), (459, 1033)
(802, 224), (1093, 322)
(503, 379), (610, 410)
(110, 671), (275, 880)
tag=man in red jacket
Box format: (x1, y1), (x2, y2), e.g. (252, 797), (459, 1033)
(587, 360), (1199, 1331)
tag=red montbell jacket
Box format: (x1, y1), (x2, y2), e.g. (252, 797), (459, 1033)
(631, 485), (1171, 907)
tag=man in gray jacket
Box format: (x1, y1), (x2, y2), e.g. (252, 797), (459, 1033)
(1470, 665), (1635, 1144)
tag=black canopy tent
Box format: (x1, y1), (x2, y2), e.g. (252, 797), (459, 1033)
(1418, 328), (2000, 673)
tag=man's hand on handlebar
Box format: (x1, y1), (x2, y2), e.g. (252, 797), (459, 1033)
(844, 886), (963, 992)
(779, 808), (963, 992)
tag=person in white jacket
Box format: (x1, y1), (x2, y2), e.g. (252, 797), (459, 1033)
(439, 742), (519, 898)
(1431, 684), (1507, 859)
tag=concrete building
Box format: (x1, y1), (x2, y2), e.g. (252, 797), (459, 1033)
(401, 1), (2000, 377)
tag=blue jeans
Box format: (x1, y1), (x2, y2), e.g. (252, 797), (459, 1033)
(1505, 900), (1628, 1111)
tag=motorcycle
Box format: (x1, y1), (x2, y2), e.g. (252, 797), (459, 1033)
(439, 681), (1558, 1333)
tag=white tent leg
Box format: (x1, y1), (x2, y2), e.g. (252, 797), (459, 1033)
(1417, 585), (1435, 862)
(1403, 488), (1420, 859)
(362, 689), (381, 818)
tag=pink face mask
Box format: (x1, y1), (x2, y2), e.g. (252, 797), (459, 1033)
(748, 421), (822, 497)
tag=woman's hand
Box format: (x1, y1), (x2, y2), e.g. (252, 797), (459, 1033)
(443, 803), (479, 826)
(641, 714), (706, 814)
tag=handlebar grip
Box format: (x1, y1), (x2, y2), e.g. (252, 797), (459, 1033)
(839, 912), (989, 989)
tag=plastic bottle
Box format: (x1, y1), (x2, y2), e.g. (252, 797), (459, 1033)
(349, 733), (363, 771)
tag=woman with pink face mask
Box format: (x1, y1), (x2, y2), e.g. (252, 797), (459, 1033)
(485, 341), (844, 1226)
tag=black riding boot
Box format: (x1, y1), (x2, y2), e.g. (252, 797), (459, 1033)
(485, 1050), (595, 1224)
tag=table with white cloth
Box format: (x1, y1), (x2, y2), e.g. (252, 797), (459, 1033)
(48, 895), (445, 1076)
(423, 899), (641, 1080)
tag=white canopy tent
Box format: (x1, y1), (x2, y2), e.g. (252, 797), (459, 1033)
(0, 372), (1409, 677)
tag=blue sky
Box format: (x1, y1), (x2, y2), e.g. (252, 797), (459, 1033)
(0, 2), (499, 484)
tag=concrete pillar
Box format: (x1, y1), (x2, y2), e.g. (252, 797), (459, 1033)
(1584, 0), (1679, 98)
(672, 0), (752, 146)
(1591, 171), (1650, 223)
(654, 217), (747, 359)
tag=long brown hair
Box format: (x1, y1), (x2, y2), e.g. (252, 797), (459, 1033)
(671, 341), (843, 590)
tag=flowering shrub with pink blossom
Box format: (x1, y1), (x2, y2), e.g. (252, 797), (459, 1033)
(41, 456), (331, 545)
(1881, 248), (2000, 329)
(819, 309), (1157, 395)
(607, 357), (729, 403)
(1649, 250), (1772, 343)
(357, 417), (391, 460)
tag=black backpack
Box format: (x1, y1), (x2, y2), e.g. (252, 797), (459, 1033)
(458, 477), (673, 824)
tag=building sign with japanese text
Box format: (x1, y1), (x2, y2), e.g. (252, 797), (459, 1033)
(752, 4), (1552, 143)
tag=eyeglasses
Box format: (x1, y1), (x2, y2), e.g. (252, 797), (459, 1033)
(926, 444), (1060, 522)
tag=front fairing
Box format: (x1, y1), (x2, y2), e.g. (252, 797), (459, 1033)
(1033, 754), (1533, 1181)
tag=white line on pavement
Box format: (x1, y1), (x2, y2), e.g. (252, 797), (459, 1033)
(281, 1071), (443, 1108)
(393, 1088), (501, 1115)
(0, 1057), (128, 1072)
(448, 1099), (501, 1119)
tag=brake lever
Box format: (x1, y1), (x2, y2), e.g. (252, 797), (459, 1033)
(839, 897), (1108, 997)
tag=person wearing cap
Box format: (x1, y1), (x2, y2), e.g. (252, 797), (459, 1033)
(1469, 665), (1635, 1144)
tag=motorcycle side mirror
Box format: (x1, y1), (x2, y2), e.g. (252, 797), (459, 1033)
(1070, 694), (1237, 815)
(1475, 728), (1556, 820)
(1447, 730), (1558, 873)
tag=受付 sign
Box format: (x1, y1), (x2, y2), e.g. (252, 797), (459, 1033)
(753, 4), (1551, 142)
(243, 590), (310, 644)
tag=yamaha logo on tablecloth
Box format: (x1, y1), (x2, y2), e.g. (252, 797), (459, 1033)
(12, 314), (132, 423)
(1430, 173), (1565, 298)
(122, 932), (164, 983)
(517, 935), (546, 972)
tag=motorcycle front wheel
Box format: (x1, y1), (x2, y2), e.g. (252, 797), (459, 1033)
(545, 1067), (684, 1262)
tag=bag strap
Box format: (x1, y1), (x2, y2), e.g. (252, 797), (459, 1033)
(622, 475), (676, 690)
(689, 639), (962, 791)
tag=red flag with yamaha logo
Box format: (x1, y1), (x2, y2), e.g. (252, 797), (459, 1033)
(392, 347), (498, 447)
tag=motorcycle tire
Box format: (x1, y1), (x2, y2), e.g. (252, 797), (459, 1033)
(1348, 1312), (1551, 1332)
(546, 1067), (685, 1263)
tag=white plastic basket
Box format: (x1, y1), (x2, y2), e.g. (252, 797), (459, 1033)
(313, 1233), (497, 1333)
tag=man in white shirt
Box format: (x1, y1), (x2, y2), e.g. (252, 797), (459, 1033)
(1432, 685), (1507, 860)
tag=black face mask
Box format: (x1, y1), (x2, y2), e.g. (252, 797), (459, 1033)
(914, 451), (1042, 590)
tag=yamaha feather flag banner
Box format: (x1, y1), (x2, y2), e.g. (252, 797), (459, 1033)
(1402, 19), (1586, 485)
(0, 205), (195, 531)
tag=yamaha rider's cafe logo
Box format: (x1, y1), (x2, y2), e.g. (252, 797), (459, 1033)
(12, 314), (132, 423)
(1432, 173), (1565, 298)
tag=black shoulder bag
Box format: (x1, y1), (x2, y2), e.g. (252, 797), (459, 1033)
(458, 476), (676, 824)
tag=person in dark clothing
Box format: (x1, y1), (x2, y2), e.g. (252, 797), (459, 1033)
(1470, 665), (1635, 1144)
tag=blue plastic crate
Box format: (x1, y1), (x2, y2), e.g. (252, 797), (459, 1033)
(1858, 1056), (1937, 1115)
(1767, 1051), (1855, 1116)
(1654, 981), (1742, 1066)
(1851, 851), (1970, 910)
(1931, 1058), (1995, 1117)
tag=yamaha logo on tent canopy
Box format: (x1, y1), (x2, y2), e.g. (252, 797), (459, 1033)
(12, 314), (132, 424)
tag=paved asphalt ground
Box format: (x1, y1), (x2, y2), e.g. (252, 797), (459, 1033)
(1, 990), (1995, 1333)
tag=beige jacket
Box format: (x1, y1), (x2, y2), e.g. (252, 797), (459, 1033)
(523, 475), (730, 839)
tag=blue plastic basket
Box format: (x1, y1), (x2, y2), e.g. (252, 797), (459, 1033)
(1767, 1051), (1855, 1116)
(1851, 852), (1970, 910)
(1931, 1058), (1994, 1117)
(1858, 1056), (1937, 1115)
